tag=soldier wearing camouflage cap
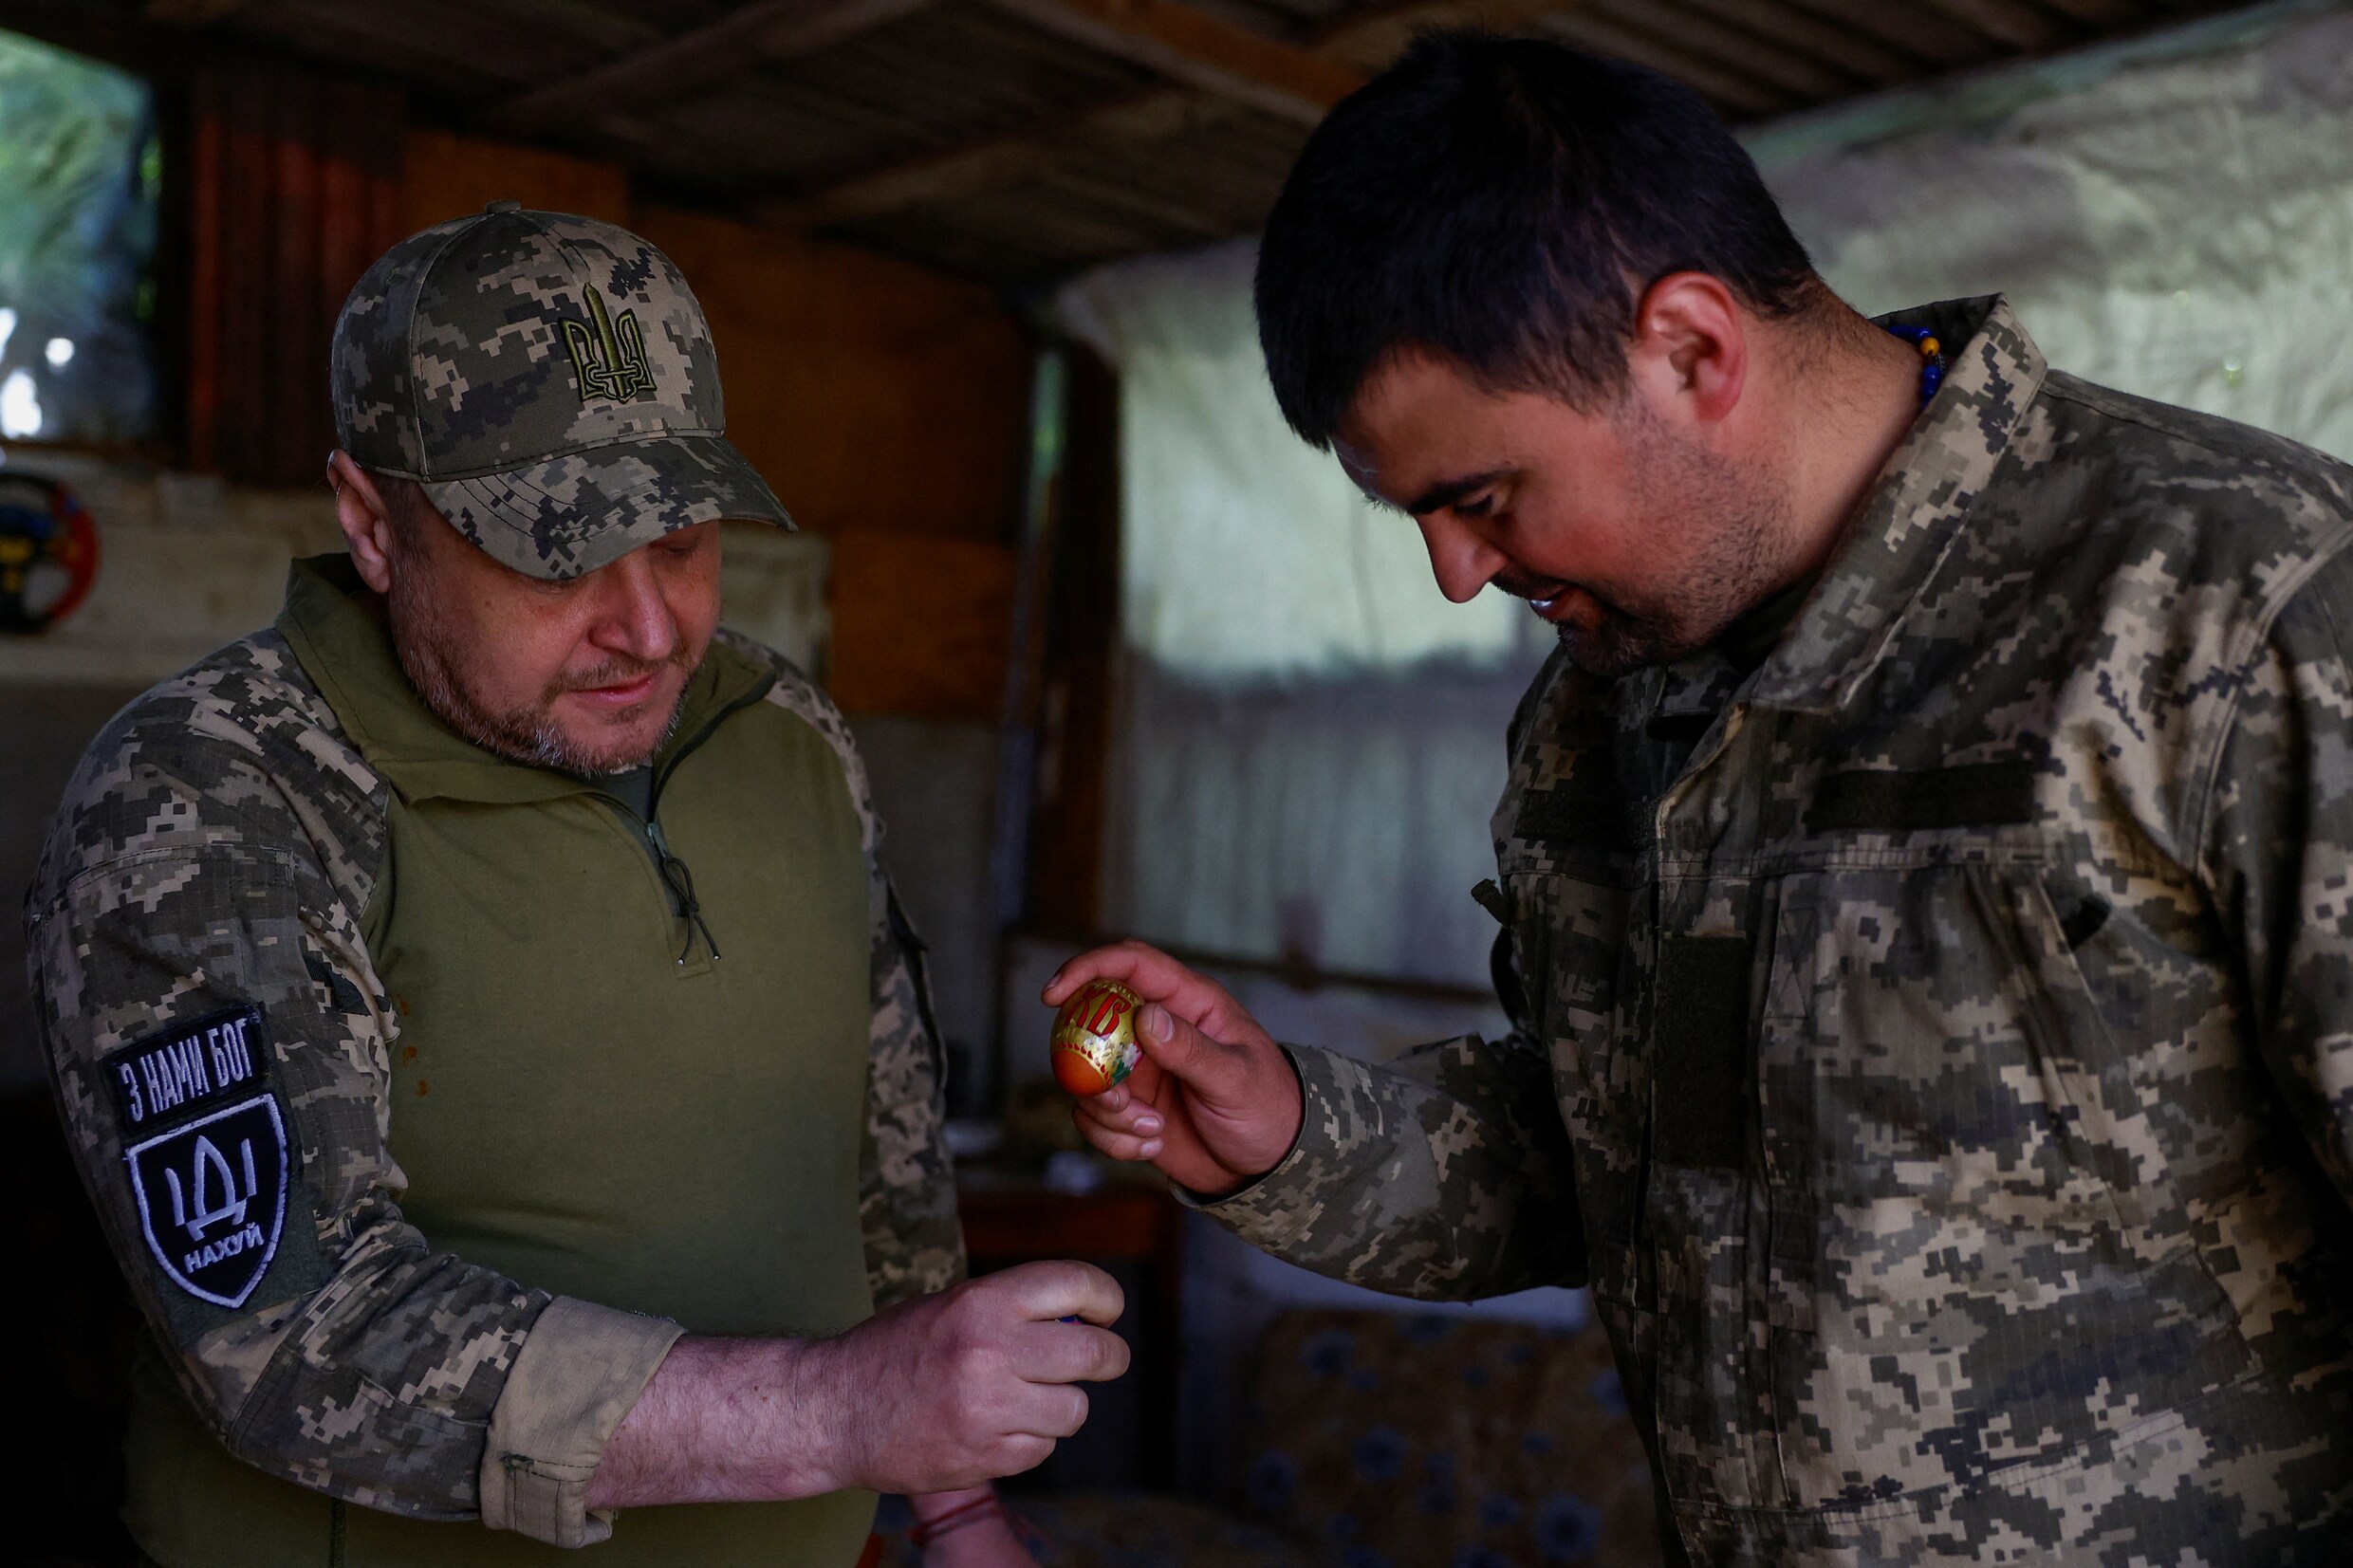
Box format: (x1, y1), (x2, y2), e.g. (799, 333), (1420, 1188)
(28, 206), (1123, 1565)
(1057, 34), (2353, 1565)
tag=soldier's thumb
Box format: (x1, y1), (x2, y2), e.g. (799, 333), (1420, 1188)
(1136, 1003), (1223, 1086)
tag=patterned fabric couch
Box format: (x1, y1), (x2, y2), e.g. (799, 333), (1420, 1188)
(880, 1306), (1661, 1568)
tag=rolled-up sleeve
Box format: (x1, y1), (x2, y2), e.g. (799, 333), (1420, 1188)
(477, 1296), (684, 1546)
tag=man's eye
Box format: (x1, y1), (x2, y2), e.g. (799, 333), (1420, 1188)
(1456, 494), (1496, 520)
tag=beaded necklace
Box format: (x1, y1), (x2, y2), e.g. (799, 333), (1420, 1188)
(1886, 323), (1946, 408)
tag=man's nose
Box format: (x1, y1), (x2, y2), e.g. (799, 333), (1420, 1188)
(588, 551), (681, 662)
(1419, 515), (1507, 605)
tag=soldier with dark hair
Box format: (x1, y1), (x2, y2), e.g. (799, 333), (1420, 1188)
(28, 207), (1123, 1566)
(1058, 31), (2353, 1566)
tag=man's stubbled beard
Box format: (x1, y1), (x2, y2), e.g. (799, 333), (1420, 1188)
(1526, 398), (1794, 680)
(386, 559), (694, 777)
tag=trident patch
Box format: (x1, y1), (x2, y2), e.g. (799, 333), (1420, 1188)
(562, 289), (657, 403)
(125, 1095), (290, 1309)
(108, 1005), (290, 1311)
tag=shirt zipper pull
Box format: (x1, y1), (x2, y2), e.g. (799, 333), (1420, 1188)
(645, 818), (722, 965)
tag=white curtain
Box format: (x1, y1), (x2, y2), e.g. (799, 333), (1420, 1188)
(1053, 0), (2353, 990)
(1755, 0), (2353, 455)
(1055, 240), (1554, 988)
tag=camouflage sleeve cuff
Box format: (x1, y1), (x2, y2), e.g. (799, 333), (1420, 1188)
(478, 1297), (685, 1548)
(1183, 1043), (1388, 1249)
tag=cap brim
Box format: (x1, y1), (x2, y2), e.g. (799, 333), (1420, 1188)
(420, 433), (793, 581)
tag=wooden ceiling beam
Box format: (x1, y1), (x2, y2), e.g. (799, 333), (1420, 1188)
(1588, 0), (1861, 101)
(480, 0), (938, 138)
(2029, 0), (2146, 25)
(1918, 0), (2077, 51)
(1775, 0), (1998, 66)
(761, 0), (1590, 233)
(1654, 0), (1924, 84)
(1310, 0), (1601, 71)
(753, 89), (1250, 230)
(973, 0), (1364, 126)
(1047, 163), (1238, 240)
(144, 0), (251, 22)
(1542, 10), (1795, 115)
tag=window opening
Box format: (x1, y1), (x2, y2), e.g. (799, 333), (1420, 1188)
(0, 28), (160, 447)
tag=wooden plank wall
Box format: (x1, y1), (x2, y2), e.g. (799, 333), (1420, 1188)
(184, 54), (403, 488)
(400, 127), (632, 231)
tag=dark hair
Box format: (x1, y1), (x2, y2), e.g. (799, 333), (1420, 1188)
(1255, 31), (1818, 447)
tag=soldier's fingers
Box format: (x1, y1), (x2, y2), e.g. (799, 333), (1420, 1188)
(1004, 1384), (1091, 1441)
(1044, 941), (1212, 1016)
(1182, 974), (1269, 1048)
(1072, 1072), (1166, 1164)
(1042, 939), (1162, 1004)
(1073, 1118), (1158, 1164)
(1047, 946), (1278, 1072)
(1074, 1092), (1161, 1137)
(987, 1259), (1125, 1326)
(987, 1434), (1055, 1478)
(1014, 1319), (1132, 1386)
(1134, 1002), (1252, 1093)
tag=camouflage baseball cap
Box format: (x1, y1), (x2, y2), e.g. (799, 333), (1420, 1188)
(330, 203), (790, 581)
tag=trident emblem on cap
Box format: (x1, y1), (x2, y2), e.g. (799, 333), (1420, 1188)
(563, 289), (657, 404)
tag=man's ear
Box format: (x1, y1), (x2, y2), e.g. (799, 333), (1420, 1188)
(328, 452), (398, 594)
(1626, 271), (1748, 432)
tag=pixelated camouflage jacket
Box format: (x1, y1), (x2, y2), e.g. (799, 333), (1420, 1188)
(1207, 297), (2353, 1564)
(24, 569), (964, 1541)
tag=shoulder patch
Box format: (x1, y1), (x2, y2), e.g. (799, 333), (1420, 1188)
(102, 1005), (270, 1132)
(102, 1005), (317, 1319)
(125, 1094), (290, 1309)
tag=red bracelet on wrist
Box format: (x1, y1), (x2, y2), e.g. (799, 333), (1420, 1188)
(909, 1494), (1003, 1547)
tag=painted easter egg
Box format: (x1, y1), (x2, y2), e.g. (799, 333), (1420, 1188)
(1051, 978), (1144, 1097)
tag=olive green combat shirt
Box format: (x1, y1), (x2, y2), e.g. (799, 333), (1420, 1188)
(27, 557), (966, 1561)
(1203, 298), (2353, 1565)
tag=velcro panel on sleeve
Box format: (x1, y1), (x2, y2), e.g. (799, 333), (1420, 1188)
(479, 1296), (685, 1547)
